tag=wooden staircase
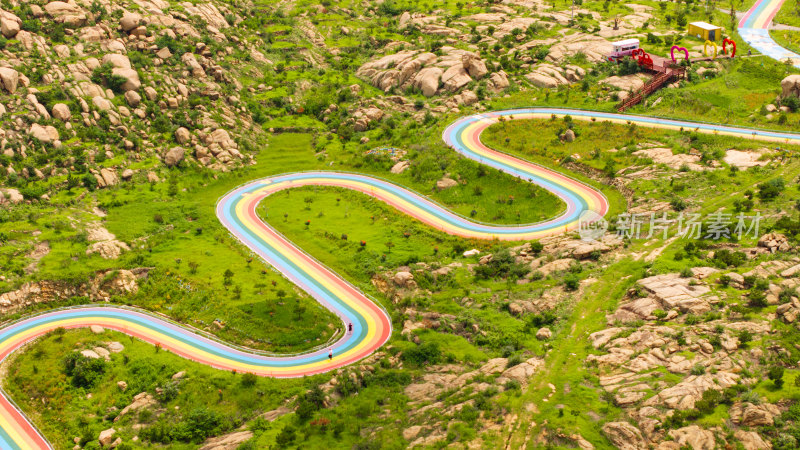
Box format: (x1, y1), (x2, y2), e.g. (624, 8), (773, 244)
(616, 68), (684, 112)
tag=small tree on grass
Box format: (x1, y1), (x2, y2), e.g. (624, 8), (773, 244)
(223, 269), (234, 286)
(240, 372), (257, 388)
(768, 366), (785, 389)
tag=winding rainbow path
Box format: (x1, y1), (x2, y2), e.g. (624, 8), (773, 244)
(739, 0), (800, 66)
(5, 108), (800, 448)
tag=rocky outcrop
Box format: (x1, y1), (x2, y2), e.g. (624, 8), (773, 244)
(758, 232), (790, 253)
(0, 9), (21, 38)
(86, 224), (130, 259)
(115, 392), (156, 421)
(0, 269), (144, 316)
(668, 425), (715, 450)
(781, 74), (800, 98)
(164, 146), (186, 167)
(199, 431), (254, 450)
(602, 422), (646, 450)
(98, 428), (116, 447)
(611, 273), (716, 322)
(0, 67), (19, 93)
(357, 47), (494, 97)
(435, 177), (458, 190)
(0, 188), (23, 204)
(525, 64), (585, 89)
(44, 1), (88, 27)
(29, 123), (59, 143)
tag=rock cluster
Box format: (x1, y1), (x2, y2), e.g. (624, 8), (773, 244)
(0, 269), (146, 316)
(356, 47), (504, 97)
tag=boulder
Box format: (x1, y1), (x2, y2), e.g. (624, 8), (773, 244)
(500, 357), (543, 386)
(734, 430), (771, 450)
(0, 67), (19, 93)
(668, 425), (715, 450)
(563, 129), (576, 142)
(466, 57), (488, 80)
(29, 123), (59, 143)
(0, 188), (23, 204)
(99, 168), (118, 187)
(489, 71), (510, 91)
(536, 327), (552, 340)
(92, 96), (113, 111)
(102, 54), (131, 70)
(124, 90), (141, 107)
(156, 47), (172, 59)
(182, 53), (205, 78)
(436, 177), (458, 190)
(119, 12), (143, 32)
(390, 161), (409, 174)
(164, 147), (185, 167)
(414, 67), (443, 97)
(98, 428), (116, 447)
(144, 86), (158, 101)
(0, 10), (21, 38)
(741, 403), (776, 426)
(115, 392), (156, 421)
(525, 72), (559, 89)
(52, 103), (71, 121)
(198, 431), (254, 450)
(44, 1), (87, 27)
(601, 422), (646, 450)
(81, 349), (100, 359)
(111, 68), (140, 91)
(441, 65), (471, 92)
(393, 271), (415, 287)
(758, 232), (790, 253)
(175, 127), (191, 145)
(781, 74), (800, 98)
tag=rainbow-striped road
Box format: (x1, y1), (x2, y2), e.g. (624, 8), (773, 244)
(6, 108), (800, 448)
(739, 0), (800, 67)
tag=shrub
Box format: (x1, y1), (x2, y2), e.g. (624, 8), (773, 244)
(402, 341), (441, 366)
(240, 372), (258, 388)
(784, 96), (800, 112)
(91, 62), (129, 94)
(769, 366), (785, 389)
(529, 240), (544, 254)
(563, 274), (580, 291)
(738, 330), (753, 346)
(758, 178), (785, 201)
(63, 353), (106, 388)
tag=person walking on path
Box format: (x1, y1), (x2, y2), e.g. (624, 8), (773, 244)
(348, 323), (353, 334)
(328, 348), (333, 361)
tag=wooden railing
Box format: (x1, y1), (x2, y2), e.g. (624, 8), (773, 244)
(616, 67), (684, 112)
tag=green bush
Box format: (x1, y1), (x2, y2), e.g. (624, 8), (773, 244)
(402, 341), (442, 366)
(62, 353), (106, 388)
(91, 62), (129, 94)
(769, 366), (785, 389)
(758, 178), (785, 201)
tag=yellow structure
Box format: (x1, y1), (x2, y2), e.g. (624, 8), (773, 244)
(688, 21), (723, 41)
(703, 40), (718, 58)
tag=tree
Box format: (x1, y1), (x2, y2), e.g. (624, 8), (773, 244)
(222, 269), (234, 286)
(768, 366), (785, 388)
(63, 353), (106, 388)
(757, 177), (785, 201)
